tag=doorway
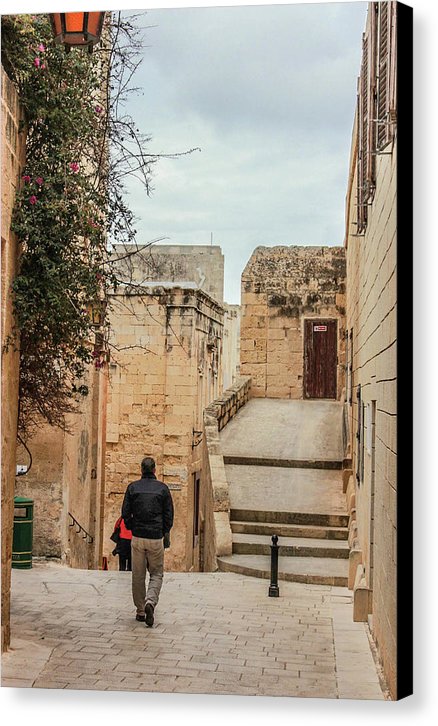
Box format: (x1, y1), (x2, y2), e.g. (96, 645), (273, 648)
(303, 319), (338, 399)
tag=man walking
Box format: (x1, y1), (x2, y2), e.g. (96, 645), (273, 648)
(121, 457), (174, 627)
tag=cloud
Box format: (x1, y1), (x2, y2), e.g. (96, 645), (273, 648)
(121, 2), (367, 303)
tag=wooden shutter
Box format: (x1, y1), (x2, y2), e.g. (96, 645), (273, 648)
(357, 36), (368, 232)
(366, 4), (377, 187)
(357, 5), (378, 232)
(377, 2), (391, 148)
(388, 1), (397, 123)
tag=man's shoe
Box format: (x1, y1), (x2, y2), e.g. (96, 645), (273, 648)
(136, 613), (145, 622)
(145, 602), (154, 627)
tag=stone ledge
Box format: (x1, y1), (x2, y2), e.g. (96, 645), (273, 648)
(224, 455), (342, 470)
(201, 377), (251, 569)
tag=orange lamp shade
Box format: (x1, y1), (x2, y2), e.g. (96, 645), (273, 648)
(50, 12), (105, 51)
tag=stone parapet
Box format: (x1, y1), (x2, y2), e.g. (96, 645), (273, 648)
(200, 377), (251, 571)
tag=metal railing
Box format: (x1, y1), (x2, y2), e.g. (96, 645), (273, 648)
(68, 512), (94, 544)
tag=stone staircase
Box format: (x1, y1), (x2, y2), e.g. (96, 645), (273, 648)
(217, 507), (349, 586)
(216, 399), (349, 587)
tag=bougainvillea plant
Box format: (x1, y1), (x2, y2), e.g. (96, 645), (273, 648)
(2, 12), (190, 441)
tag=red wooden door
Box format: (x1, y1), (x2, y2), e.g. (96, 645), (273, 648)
(303, 319), (338, 399)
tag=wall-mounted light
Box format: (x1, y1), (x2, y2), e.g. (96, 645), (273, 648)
(50, 12), (106, 53)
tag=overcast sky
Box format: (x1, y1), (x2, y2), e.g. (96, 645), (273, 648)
(120, 2), (367, 303)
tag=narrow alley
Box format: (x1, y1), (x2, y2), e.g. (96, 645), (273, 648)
(1, 561), (387, 699)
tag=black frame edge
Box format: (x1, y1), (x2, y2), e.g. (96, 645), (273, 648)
(396, 0), (413, 701)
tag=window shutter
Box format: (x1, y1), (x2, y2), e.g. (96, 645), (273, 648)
(357, 71), (366, 233)
(362, 33), (369, 188)
(357, 4), (376, 233)
(377, 2), (391, 148)
(366, 4), (378, 188)
(357, 34), (369, 232)
(388, 1), (397, 124)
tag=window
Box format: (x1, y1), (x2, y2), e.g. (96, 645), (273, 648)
(345, 330), (349, 400)
(356, 383), (365, 485)
(376, 2), (397, 150)
(357, 7), (376, 232)
(356, 2), (397, 232)
(193, 474), (200, 547)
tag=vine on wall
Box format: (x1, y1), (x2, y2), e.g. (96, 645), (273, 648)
(2, 12), (191, 440)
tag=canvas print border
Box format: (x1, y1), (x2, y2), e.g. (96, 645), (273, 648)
(1, 0), (413, 703)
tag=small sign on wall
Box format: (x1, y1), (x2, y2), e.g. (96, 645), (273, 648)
(313, 325), (327, 332)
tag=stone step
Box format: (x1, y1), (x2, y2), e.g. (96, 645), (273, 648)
(231, 520), (349, 540)
(217, 554), (349, 587)
(230, 508), (349, 528)
(231, 533), (350, 559)
(223, 455), (342, 470)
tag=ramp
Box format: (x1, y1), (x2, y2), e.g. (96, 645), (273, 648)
(217, 399), (349, 586)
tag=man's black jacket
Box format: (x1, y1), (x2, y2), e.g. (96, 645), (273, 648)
(122, 473), (174, 539)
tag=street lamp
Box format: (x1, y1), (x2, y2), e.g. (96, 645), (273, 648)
(50, 12), (106, 53)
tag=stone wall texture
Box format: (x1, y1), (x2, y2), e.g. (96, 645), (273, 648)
(345, 133), (397, 695)
(1, 66), (26, 652)
(14, 364), (108, 571)
(112, 244), (225, 304)
(222, 304), (241, 390)
(104, 286), (225, 572)
(201, 377), (251, 571)
(240, 246), (346, 399)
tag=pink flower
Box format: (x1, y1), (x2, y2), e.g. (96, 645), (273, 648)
(29, 195), (37, 205)
(38, 43), (45, 53)
(34, 57), (41, 68)
(22, 175), (31, 184)
(35, 177), (44, 186)
(41, 63), (46, 70)
(94, 105), (103, 114)
(69, 162), (79, 173)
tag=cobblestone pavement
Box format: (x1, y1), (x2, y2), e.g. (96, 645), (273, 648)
(1, 561), (389, 700)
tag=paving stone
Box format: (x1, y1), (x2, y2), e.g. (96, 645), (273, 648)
(1, 678), (35, 688)
(2, 562), (387, 700)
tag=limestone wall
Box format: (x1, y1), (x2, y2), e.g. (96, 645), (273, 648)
(201, 377), (251, 571)
(222, 304), (241, 390)
(15, 429), (65, 558)
(104, 286), (225, 572)
(14, 363), (108, 570)
(1, 65), (26, 651)
(240, 246), (346, 399)
(112, 244), (224, 304)
(64, 366), (108, 570)
(345, 130), (397, 696)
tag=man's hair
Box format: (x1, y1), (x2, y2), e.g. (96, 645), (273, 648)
(141, 457), (156, 476)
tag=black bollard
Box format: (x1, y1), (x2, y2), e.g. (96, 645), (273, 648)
(268, 534), (280, 597)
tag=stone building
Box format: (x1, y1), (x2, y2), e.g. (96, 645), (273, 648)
(114, 243), (224, 304)
(222, 303), (241, 390)
(1, 65), (26, 652)
(240, 246), (346, 400)
(1, 47), (108, 650)
(14, 362), (108, 571)
(343, 1), (398, 699)
(3, 21), (111, 578)
(104, 282), (225, 572)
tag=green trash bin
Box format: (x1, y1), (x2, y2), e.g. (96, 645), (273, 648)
(12, 496), (34, 569)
